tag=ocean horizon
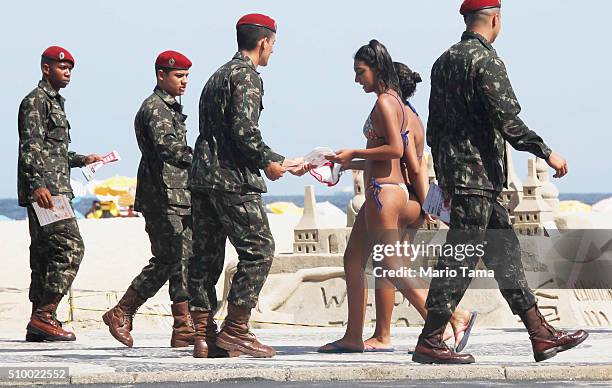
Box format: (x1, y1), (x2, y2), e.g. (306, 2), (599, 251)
(1, 192), (610, 221)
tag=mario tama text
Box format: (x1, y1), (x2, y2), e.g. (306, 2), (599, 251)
(373, 265), (495, 280)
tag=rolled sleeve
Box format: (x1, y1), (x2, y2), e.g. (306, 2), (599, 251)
(68, 152), (88, 168)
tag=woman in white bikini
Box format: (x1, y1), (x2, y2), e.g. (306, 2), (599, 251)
(318, 40), (476, 354)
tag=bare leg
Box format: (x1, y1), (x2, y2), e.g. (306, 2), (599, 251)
(362, 185), (405, 348)
(318, 207), (370, 352)
(364, 278), (394, 348)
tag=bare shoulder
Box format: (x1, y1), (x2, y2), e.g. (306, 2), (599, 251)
(373, 93), (398, 120)
(375, 93), (397, 108)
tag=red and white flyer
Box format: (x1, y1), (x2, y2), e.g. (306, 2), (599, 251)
(423, 183), (451, 224)
(81, 150), (121, 181)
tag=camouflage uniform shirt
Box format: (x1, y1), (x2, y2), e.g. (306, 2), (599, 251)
(427, 31), (552, 197)
(134, 87), (193, 215)
(191, 52), (284, 194)
(17, 79), (87, 206)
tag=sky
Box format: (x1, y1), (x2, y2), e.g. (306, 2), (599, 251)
(1, 0), (610, 198)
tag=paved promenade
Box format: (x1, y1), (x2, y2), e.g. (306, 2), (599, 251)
(0, 327), (610, 385)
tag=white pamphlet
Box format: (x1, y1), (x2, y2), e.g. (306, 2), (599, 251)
(81, 150), (121, 181)
(303, 147), (336, 167)
(422, 183), (451, 224)
(32, 195), (76, 226)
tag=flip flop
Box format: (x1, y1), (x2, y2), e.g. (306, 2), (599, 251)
(317, 341), (364, 354)
(363, 343), (395, 353)
(455, 311), (478, 353)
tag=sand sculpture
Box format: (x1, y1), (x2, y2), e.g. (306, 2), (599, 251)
(513, 158), (554, 236)
(500, 143), (523, 223)
(293, 186), (351, 255)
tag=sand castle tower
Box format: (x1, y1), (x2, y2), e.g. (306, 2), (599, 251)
(346, 170), (365, 227)
(535, 157), (560, 213)
(294, 186), (350, 254)
(513, 159), (553, 236)
(500, 144), (523, 223)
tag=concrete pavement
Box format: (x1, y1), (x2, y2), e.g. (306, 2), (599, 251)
(0, 327), (609, 385)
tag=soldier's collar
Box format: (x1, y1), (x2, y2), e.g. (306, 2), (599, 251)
(462, 31), (494, 51)
(233, 51), (259, 74)
(154, 86), (180, 108)
(38, 79), (63, 100)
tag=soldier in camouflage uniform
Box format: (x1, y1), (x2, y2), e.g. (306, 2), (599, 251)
(18, 46), (102, 342)
(188, 13), (309, 359)
(102, 51), (195, 348)
(413, 0), (588, 364)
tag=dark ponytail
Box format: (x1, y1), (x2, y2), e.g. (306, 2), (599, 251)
(393, 62), (422, 101)
(354, 40), (400, 96)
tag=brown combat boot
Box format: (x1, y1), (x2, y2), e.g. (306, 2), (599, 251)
(170, 301), (195, 348)
(216, 303), (276, 358)
(26, 293), (76, 342)
(25, 300), (44, 342)
(191, 310), (235, 358)
(412, 312), (475, 364)
(519, 305), (589, 362)
(102, 287), (146, 347)
(26, 298), (68, 342)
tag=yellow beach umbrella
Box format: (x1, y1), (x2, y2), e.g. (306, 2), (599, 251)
(92, 176), (137, 206)
(266, 201), (303, 216)
(558, 200), (592, 213)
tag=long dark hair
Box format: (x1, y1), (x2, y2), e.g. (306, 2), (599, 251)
(393, 62), (422, 102)
(354, 40), (400, 96)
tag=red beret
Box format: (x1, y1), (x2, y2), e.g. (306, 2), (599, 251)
(41, 46), (75, 66)
(460, 0), (501, 15)
(236, 13), (277, 33)
(155, 50), (192, 70)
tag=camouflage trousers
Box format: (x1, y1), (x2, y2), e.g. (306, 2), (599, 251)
(27, 205), (84, 302)
(425, 193), (537, 316)
(130, 212), (192, 303)
(189, 190), (275, 312)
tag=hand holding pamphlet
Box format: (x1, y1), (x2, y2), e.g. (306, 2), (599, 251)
(422, 183), (451, 224)
(303, 147), (336, 167)
(302, 147), (343, 186)
(32, 195), (75, 226)
(82, 150), (121, 181)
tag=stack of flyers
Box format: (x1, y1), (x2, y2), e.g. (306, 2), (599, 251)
(422, 183), (451, 224)
(82, 150), (121, 181)
(32, 195), (76, 226)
